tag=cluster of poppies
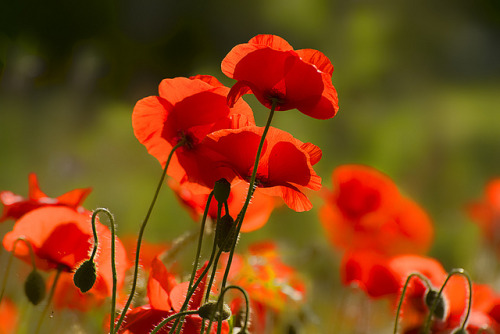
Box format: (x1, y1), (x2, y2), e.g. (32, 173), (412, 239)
(1, 33), (498, 334)
(319, 165), (500, 333)
(0, 34), (337, 334)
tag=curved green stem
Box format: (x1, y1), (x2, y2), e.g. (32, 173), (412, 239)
(90, 208), (118, 334)
(393, 272), (432, 334)
(114, 139), (185, 334)
(423, 268), (472, 334)
(0, 237), (37, 304)
(34, 266), (62, 334)
(453, 269), (473, 333)
(169, 244), (223, 334)
(205, 285), (249, 334)
(150, 310), (200, 334)
(219, 102), (276, 294)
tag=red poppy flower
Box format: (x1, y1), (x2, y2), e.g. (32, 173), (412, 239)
(341, 251), (469, 331)
(132, 75), (255, 192)
(203, 126), (322, 212)
(2, 206), (129, 298)
(221, 34), (339, 119)
(320, 165), (433, 255)
(467, 178), (500, 249)
(170, 179), (277, 232)
(404, 284), (500, 333)
(0, 173), (91, 222)
(118, 258), (228, 334)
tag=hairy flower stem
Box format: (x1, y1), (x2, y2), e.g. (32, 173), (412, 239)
(0, 237), (37, 304)
(114, 139), (185, 334)
(149, 310), (201, 334)
(205, 285), (250, 334)
(34, 266), (62, 334)
(218, 102), (277, 301)
(169, 240), (223, 334)
(423, 268), (472, 334)
(90, 208), (118, 334)
(393, 272), (432, 334)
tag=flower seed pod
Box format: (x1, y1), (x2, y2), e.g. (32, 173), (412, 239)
(198, 302), (231, 321)
(216, 214), (236, 252)
(73, 259), (97, 293)
(24, 270), (46, 305)
(213, 178), (231, 203)
(425, 289), (447, 320)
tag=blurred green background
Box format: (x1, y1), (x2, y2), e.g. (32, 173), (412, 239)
(1, 0), (499, 331)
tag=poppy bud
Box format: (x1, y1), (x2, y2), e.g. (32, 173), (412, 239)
(73, 259), (97, 293)
(425, 289), (447, 320)
(216, 214), (237, 252)
(213, 178), (231, 203)
(24, 270), (46, 305)
(198, 302), (231, 321)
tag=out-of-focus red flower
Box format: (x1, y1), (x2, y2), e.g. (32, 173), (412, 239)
(118, 259), (228, 334)
(0, 297), (18, 334)
(404, 283), (500, 333)
(221, 34), (339, 119)
(320, 165), (433, 255)
(170, 179), (277, 232)
(222, 241), (306, 312)
(341, 251), (470, 332)
(2, 206), (129, 299)
(132, 75), (255, 192)
(0, 173), (91, 222)
(467, 178), (500, 250)
(203, 126), (322, 212)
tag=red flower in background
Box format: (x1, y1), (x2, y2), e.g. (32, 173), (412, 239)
(0, 173), (91, 222)
(132, 75), (255, 192)
(341, 252), (469, 332)
(170, 179), (278, 232)
(2, 207), (129, 300)
(320, 165), (433, 255)
(221, 34), (339, 119)
(467, 178), (500, 251)
(203, 126), (322, 212)
(118, 258), (228, 334)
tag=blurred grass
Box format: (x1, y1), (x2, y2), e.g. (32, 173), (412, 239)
(1, 0), (500, 332)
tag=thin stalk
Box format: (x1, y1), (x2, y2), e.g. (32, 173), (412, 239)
(114, 139), (185, 333)
(0, 237), (37, 304)
(205, 285), (249, 334)
(219, 102), (276, 294)
(168, 244), (223, 334)
(34, 266), (62, 334)
(150, 310), (200, 334)
(423, 268), (472, 333)
(393, 272), (432, 334)
(91, 208), (118, 334)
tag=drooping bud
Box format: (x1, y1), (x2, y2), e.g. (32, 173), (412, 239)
(24, 270), (46, 305)
(216, 214), (237, 252)
(198, 302), (231, 321)
(425, 289), (447, 320)
(73, 259), (97, 293)
(213, 178), (231, 203)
